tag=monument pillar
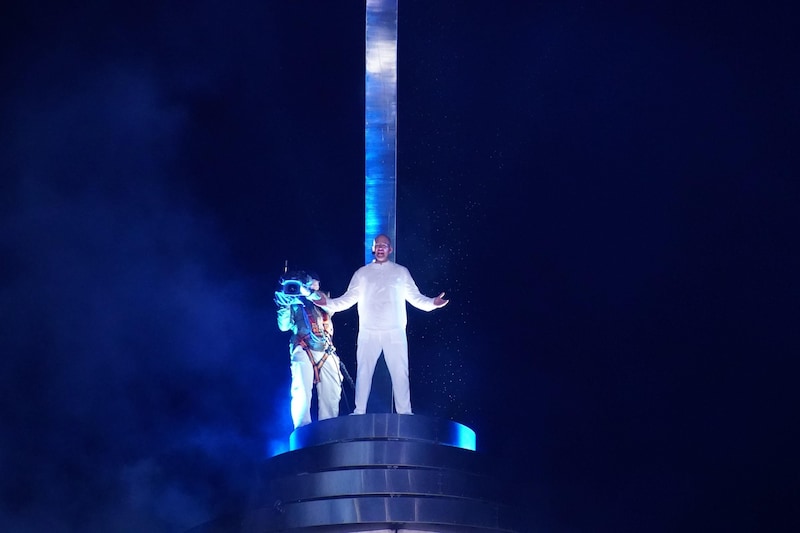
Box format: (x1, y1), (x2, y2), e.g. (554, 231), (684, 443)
(363, 0), (398, 413)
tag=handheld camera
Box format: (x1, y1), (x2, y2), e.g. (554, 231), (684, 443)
(280, 270), (312, 298)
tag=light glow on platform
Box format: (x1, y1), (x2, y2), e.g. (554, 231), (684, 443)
(288, 429), (300, 453)
(456, 424), (477, 451)
(287, 415), (477, 453)
(268, 437), (289, 457)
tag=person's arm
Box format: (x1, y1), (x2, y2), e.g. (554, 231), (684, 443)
(402, 267), (449, 311)
(277, 304), (295, 331)
(275, 292), (297, 331)
(315, 270), (362, 312)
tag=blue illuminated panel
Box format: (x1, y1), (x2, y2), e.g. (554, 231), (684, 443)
(455, 423), (477, 452)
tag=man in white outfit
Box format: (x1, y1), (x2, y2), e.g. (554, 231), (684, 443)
(314, 235), (448, 415)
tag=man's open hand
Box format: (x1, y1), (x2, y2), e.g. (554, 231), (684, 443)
(433, 292), (449, 308)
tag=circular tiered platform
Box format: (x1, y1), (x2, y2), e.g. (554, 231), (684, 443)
(192, 414), (521, 532)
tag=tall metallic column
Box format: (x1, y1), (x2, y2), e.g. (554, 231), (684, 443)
(364, 0), (398, 264)
(363, 0), (399, 414)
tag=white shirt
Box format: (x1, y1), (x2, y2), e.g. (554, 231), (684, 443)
(323, 261), (437, 330)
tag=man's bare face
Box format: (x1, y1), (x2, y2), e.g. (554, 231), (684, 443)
(373, 236), (392, 263)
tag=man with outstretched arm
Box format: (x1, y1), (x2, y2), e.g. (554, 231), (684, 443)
(314, 235), (448, 415)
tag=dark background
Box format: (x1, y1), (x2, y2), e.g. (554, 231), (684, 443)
(1, 1), (797, 532)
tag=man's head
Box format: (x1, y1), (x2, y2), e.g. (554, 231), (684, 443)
(371, 234), (393, 263)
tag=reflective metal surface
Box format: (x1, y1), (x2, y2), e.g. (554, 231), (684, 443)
(246, 412), (519, 532)
(289, 413), (477, 451)
(364, 0), (398, 263)
(192, 413), (520, 532)
(362, 0), (400, 415)
(245, 497), (519, 532)
(267, 439), (491, 477)
(263, 467), (502, 503)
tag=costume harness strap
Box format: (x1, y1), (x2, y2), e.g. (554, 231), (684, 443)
(295, 304), (334, 385)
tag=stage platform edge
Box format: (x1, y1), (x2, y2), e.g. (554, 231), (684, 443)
(190, 414), (523, 533)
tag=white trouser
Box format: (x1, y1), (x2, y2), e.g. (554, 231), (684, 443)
(289, 344), (342, 429)
(354, 328), (411, 415)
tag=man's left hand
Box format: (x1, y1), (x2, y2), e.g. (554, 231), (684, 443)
(433, 292), (449, 307)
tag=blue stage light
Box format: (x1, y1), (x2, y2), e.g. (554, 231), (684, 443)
(455, 423), (477, 452)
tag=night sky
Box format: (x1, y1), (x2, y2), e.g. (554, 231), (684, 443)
(2, 1), (798, 532)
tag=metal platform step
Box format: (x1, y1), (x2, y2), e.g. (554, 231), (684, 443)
(191, 414), (521, 533)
